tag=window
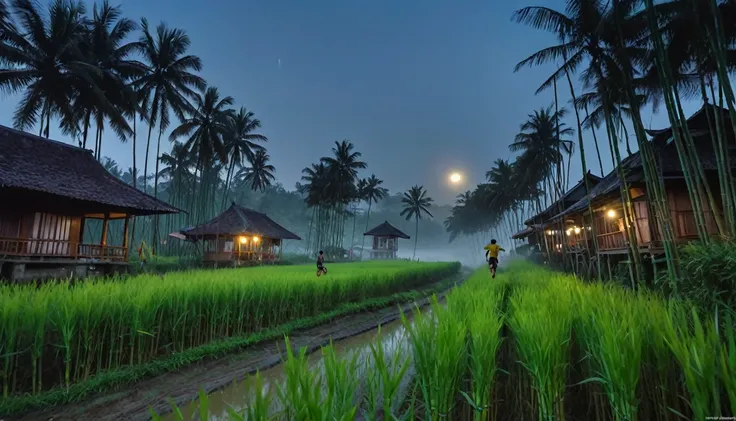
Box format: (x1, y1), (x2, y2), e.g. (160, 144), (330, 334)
(31, 213), (72, 255)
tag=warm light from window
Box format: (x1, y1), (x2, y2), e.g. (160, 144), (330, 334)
(252, 236), (260, 243)
(239, 236), (248, 244)
(566, 229), (572, 236)
(607, 209), (617, 219)
(574, 227), (581, 234)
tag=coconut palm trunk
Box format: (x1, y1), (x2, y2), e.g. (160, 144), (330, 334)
(562, 58), (603, 279)
(349, 203), (357, 259)
(360, 198), (373, 259)
(143, 123), (154, 194)
(413, 216), (419, 260)
(152, 127), (165, 254)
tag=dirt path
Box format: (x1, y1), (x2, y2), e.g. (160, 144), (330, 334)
(15, 277), (463, 421)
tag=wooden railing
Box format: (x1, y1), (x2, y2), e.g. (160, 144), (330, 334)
(203, 251), (279, 262)
(77, 244), (128, 261)
(596, 231), (627, 250)
(0, 237), (128, 262)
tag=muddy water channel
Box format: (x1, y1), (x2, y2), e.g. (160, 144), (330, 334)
(162, 308), (430, 420)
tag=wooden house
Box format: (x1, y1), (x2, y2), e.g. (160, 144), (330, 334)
(363, 221), (410, 260)
(552, 104), (730, 257)
(513, 172), (603, 256)
(523, 104), (735, 278)
(181, 202), (301, 265)
(0, 125), (180, 282)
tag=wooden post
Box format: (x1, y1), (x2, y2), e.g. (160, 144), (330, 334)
(100, 213), (109, 259)
(278, 238), (283, 261)
(122, 215), (130, 260)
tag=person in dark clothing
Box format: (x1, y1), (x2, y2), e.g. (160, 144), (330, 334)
(316, 250), (328, 276)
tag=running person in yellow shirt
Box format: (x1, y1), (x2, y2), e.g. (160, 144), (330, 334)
(483, 239), (505, 278)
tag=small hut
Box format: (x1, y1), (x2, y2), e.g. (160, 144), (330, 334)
(182, 203), (301, 266)
(363, 221), (410, 260)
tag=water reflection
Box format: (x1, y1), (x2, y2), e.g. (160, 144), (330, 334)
(163, 311), (424, 420)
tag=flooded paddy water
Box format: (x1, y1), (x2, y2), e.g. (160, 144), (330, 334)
(161, 308), (428, 420)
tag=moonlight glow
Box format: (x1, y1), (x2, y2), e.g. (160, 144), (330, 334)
(449, 172), (462, 184)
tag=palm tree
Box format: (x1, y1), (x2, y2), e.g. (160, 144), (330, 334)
(158, 142), (193, 208)
(169, 85), (233, 226)
(359, 174), (389, 258)
(221, 107), (267, 208)
(135, 18), (204, 197)
(509, 105), (574, 206)
(321, 140), (366, 187)
(102, 156), (122, 178)
(301, 162), (330, 254)
(400, 185), (434, 260)
(320, 140), (367, 251)
(235, 149), (275, 193)
(0, 0), (99, 137)
(77, 0), (143, 160)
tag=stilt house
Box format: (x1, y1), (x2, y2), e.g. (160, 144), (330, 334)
(519, 104), (734, 278)
(363, 221), (410, 260)
(0, 126), (180, 282)
(181, 203), (301, 265)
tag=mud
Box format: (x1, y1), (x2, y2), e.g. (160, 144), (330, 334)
(15, 278), (461, 421)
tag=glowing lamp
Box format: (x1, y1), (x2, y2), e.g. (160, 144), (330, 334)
(239, 236), (248, 244)
(607, 209), (617, 219)
(252, 236), (260, 243)
(574, 227), (581, 234)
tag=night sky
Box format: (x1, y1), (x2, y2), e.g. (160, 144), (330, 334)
(0, 0), (702, 204)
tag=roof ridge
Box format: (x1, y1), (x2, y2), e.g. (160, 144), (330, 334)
(0, 124), (90, 152)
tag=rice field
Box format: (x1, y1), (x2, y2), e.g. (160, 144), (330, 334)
(159, 261), (736, 420)
(0, 261), (460, 397)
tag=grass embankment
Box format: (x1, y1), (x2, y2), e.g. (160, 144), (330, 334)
(0, 260), (459, 413)
(158, 261), (736, 420)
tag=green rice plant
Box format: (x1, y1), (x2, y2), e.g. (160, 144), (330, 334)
(462, 299), (504, 421)
(663, 305), (722, 420)
(0, 260), (458, 396)
(508, 279), (574, 421)
(403, 296), (468, 420)
(275, 338), (358, 421)
(363, 326), (411, 420)
(321, 343), (360, 417)
(637, 292), (682, 421)
(235, 371), (274, 421)
(577, 285), (645, 421)
(719, 313), (736, 416)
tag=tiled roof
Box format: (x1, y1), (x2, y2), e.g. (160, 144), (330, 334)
(363, 221), (411, 239)
(183, 203), (301, 240)
(552, 104), (734, 221)
(0, 125), (179, 215)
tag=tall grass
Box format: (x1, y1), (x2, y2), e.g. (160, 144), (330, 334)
(0, 261), (459, 396)
(62, 261), (736, 419)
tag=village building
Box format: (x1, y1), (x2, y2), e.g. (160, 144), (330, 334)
(513, 171), (602, 257)
(180, 202), (301, 266)
(363, 221), (410, 260)
(516, 104), (734, 278)
(0, 125), (180, 282)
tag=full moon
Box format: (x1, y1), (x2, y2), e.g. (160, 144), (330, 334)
(449, 172), (462, 184)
